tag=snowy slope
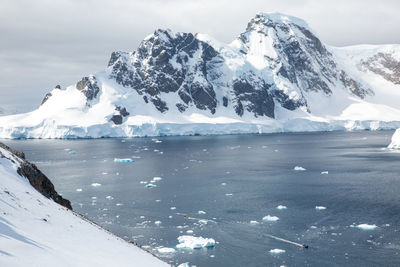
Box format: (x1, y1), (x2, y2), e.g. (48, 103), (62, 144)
(0, 144), (168, 267)
(1, 12), (400, 139)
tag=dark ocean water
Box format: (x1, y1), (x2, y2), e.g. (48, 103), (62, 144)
(3, 131), (400, 266)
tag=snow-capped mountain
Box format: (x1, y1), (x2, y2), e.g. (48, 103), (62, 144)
(0, 142), (167, 266)
(1, 12), (400, 138)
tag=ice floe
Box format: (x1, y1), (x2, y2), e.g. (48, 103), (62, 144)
(356, 224), (377, 230)
(321, 171), (329, 175)
(114, 158), (134, 163)
(276, 205), (287, 210)
(106, 196), (114, 200)
(153, 177), (162, 181)
(176, 235), (216, 249)
(145, 184), (156, 188)
(262, 215), (279, 222)
(269, 248), (286, 254)
(76, 188), (82, 192)
(170, 207), (176, 210)
(198, 210), (206, 215)
(250, 220), (259, 224)
(154, 221), (162, 225)
(315, 206), (327, 210)
(294, 166), (306, 171)
(157, 247), (176, 254)
(91, 183), (102, 187)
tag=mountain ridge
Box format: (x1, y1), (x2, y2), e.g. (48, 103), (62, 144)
(1, 12), (400, 138)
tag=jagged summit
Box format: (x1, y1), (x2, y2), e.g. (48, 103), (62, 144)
(1, 13), (400, 138)
(247, 12), (310, 30)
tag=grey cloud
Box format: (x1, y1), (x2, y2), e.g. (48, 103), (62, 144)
(1, 0), (399, 114)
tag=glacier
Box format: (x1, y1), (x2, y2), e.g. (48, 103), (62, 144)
(1, 12), (400, 139)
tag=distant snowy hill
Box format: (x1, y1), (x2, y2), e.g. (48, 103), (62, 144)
(1, 12), (400, 138)
(0, 143), (167, 266)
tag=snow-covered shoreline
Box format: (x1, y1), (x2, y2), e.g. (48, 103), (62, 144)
(0, 143), (168, 267)
(1, 119), (400, 139)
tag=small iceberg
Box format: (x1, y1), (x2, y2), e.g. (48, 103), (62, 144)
(106, 196), (114, 200)
(176, 235), (216, 249)
(294, 166), (306, 171)
(145, 184), (156, 188)
(356, 224), (377, 230)
(157, 247), (176, 254)
(250, 220), (259, 225)
(114, 158), (134, 163)
(315, 206), (327, 210)
(198, 210), (206, 215)
(91, 183), (102, 187)
(276, 205), (287, 210)
(153, 177), (163, 181)
(154, 221), (162, 225)
(262, 215), (279, 222)
(76, 188), (82, 192)
(321, 171), (329, 175)
(177, 263), (190, 267)
(269, 248), (285, 254)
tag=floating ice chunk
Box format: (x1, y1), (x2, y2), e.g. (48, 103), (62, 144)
(155, 199), (161, 202)
(276, 205), (287, 210)
(321, 171), (329, 175)
(221, 183), (227, 186)
(114, 158), (134, 163)
(154, 221), (162, 225)
(91, 197), (97, 200)
(198, 210), (206, 215)
(225, 193), (233, 196)
(198, 219), (208, 224)
(116, 203), (123, 206)
(315, 206), (327, 210)
(64, 148), (71, 151)
(262, 215), (279, 222)
(250, 220), (259, 224)
(154, 149), (159, 152)
(177, 263), (190, 267)
(294, 166), (306, 171)
(186, 230), (194, 234)
(69, 151), (77, 154)
(176, 235), (216, 249)
(168, 215), (173, 219)
(76, 188), (82, 192)
(102, 172), (108, 175)
(157, 247), (175, 253)
(140, 181), (148, 184)
(269, 248), (285, 254)
(153, 177), (162, 181)
(170, 207), (176, 210)
(106, 196), (114, 200)
(91, 183), (102, 187)
(140, 216), (145, 219)
(356, 224), (377, 230)
(145, 184), (156, 188)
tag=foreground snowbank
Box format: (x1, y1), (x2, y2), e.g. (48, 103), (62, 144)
(0, 145), (167, 267)
(1, 118), (400, 139)
(388, 128), (400, 149)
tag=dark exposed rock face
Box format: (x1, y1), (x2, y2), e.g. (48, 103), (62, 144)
(108, 29), (221, 114)
(0, 142), (72, 210)
(76, 76), (100, 104)
(110, 106), (130, 125)
(232, 75), (275, 118)
(359, 52), (400, 85)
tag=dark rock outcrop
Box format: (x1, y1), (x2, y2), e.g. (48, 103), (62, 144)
(0, 142), (72, 210)
(359, 52), (400, 85)
(76, 76), (100, 104)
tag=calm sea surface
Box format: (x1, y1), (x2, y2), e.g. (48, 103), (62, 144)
(3, 131), (400, 266)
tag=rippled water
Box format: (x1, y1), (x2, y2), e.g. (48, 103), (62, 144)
(4, 131), (400, 266)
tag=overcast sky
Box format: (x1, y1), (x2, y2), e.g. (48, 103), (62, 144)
(1, 0), (399, 114)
